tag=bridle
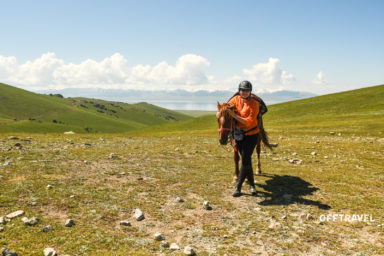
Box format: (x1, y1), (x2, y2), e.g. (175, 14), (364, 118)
(217, 106), (237, 149)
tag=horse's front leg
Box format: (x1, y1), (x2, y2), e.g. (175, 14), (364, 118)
(255, 141), (262, 175)
(234, 150), (240, 182)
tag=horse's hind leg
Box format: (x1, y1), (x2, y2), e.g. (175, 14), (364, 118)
(255, 141), (262, 175)
(234, 150), (240, 182)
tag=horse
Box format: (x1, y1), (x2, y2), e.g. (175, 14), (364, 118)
(217, 101), (274, 181)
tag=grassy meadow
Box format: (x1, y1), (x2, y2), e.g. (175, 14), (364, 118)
(0, 85), (384, 255)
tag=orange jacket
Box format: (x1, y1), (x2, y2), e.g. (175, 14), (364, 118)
(228, 95), (260, 135)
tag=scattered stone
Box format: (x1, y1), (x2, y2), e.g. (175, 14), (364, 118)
(46, 184), (53, 189)
(154, 232), (165, 241)
(3, 161), (12, 166)
(315, 140), (320, 143)
(83, 160), (88, 164)
(21, 217), (39, 225)
(270, 143), (278, 147)
(64, 131), (75, 134)
(184, 246), (196, 256)
(1, 248), (18, 256)
(120, 221), (131, 226)
(306, 214), (314, 221)
(160, 241), (169, 248)
(292, 152), (298, 156)
(28, 201), (37, 206)
(119, 172), (126, 175)
(338, 133), (342, 136)
(223, 234), (228, 238)
(0, 217), (7, 224)
(170, 243), (180, 250)
(175, 197), (184, 203)
(134, 209), (145, 221)
(137, 177), (144, 181)
(43, 225), (54, 232)
(84, 143), (92, 147)
(43, 248), (57, 256)
(268, 221), (281, 229)
(8, 136), (19, 140)
(324, 156), (329, 159)
(203, 201), (212, 210)
(329, 132), (335, 135)
(377, 138), (384, 143)
(70, 195), (75, 198)
(175, 148), (181, 151)
(14, 143), (22, 149)
(0, 227), (3, 232)
(109, 153), (117, 159)
(65, 219), (75, 227)
(6, 210), (24, 219)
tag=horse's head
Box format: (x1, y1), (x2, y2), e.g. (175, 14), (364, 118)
(217, 102), (236, 145)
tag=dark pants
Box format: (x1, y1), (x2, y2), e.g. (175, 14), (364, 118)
(235, 133), (259, 189)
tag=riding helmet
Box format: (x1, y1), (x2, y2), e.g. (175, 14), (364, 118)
(238, 80), (252, 91)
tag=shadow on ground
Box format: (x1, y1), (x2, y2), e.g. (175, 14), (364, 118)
(254, 174), (331, 210)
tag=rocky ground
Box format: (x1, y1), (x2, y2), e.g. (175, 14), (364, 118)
(0, 132), (383, 255)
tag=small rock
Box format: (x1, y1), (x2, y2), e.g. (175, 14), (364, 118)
(268, 222), (281, 229)
(175, 197), (184, 203)
(292, 152), (298, 156)
(203, 201), (212, 210)
(329, 132), (335, 135)
(6, 210), (24, 219)
(324, 156), (328, 159)
(119, 172), (126, 175)
(65, 219), (75, 227)
(43, 248), (57, 256)
(64, 131), (75, 134)
(311, 152), (317, 156)
(160, 241), (169, 248)
(22, 217), (39, 225)
(184, 245), (196, 256)
(3, 161), (12, 166)
(338, 133), (342, 136)
(223, 234), (228, 238)
(270, 143), (278, 147)
(0, 227), (4, 232)
(306, 214), (314, 220)
(0, 217), (7, 224)
(134, 209), (145, 221)
(42, 225), (54, 232)
(46, 184), (53, 189)
(8, 136), (19, 140)
(315, 140), (320, 143)
(84, 143), (92, 147)
(83, 160), (88, 164)
(170, 243), (180, 250)
(69, 195), (75, 198)
(109, 153), (117, 159)
(1, 248), (18, 256)
(154, 232), (165, 241)
(119, 221), (131, 226)
(28, 201), (37, 206)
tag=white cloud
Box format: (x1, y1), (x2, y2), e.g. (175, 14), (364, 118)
(0, 52), (213, 91)
(313, 71), (328, 85)
(223, 58), (295, 92)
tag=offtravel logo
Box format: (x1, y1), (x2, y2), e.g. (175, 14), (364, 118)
(319, 214), (376, 223)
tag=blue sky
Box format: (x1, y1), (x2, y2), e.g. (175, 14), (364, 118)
(1, 0), (383, 94)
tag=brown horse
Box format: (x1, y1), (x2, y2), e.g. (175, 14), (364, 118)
(217, 102), (274, 181)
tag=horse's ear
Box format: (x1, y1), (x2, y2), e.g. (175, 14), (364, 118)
(217, 101), (221, 110)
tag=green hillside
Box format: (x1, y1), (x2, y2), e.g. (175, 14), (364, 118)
(0, 83), (190, 133)
(131, 84), (384, 137)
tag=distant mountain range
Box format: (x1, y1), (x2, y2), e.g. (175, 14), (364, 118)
(34, 88), (317, 106)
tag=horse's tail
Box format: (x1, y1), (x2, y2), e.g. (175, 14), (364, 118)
(259, 116), (276, 150)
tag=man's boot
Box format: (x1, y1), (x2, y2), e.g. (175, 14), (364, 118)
(245, 165), (257, 196)
(233, 165), (247, 197)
